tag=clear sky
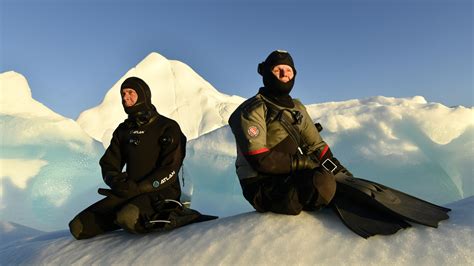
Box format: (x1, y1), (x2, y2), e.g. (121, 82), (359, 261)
(1, 0), (472, 119)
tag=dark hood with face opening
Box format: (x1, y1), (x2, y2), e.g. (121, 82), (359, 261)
(257, 50), (297, 108)
(120, 77), (158, 127)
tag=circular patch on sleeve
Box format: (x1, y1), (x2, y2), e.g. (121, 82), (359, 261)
(152, 180), (160, 188)
(247, 126), (260, 137)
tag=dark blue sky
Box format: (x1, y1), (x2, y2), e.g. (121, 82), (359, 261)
(2, 0), (472, 119)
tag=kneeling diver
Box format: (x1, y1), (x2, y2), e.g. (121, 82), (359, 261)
(69, 77), (216, 240)
(228, 50), (450, 238)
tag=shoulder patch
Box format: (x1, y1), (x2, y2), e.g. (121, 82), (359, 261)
(247, 125), (260, 137)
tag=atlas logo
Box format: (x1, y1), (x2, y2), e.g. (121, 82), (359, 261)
(130, 130), (145, 135)
(160, 170), (176, 185)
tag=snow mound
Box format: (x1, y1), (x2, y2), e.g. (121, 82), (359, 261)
(0, 71), (104, 231)
(0, 71), (62, 119)
(77, 52), (245, 146)
(1, 197), (472, 265)
(307, 95), (473, 145)
(0, 71), (97, 149)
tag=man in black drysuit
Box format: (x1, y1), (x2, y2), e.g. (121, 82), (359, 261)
(69, 77), (200, 239)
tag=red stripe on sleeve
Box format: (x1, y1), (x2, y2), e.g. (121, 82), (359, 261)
(245, 148), (270, 156)
(319, 145), (329, 160)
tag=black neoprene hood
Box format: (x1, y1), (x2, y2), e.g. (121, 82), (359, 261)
(120, 77), (153, 115)
(258, 50), (297, 96)
(258, 50), (297, 76)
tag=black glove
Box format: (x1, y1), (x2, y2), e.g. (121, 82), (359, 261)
(110, 179), (141, 199)
(291, 153), (319, 172)
(103, 172), (128, 188)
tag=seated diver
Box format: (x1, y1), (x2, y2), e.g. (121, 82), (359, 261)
(228, 50), (450, 238)
(69, 77), (216, 240)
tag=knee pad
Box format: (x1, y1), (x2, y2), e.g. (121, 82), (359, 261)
(115, 204), (141, 233)
(69, 216), (84, 240)
(69, 212), (98, 240)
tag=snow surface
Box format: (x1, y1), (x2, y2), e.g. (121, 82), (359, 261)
(1, 197), (472, 265)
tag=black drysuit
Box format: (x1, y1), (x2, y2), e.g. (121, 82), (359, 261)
(69, 113), (187, 239)
(100, 114), (186, 198)
(69, 77), (192, 240)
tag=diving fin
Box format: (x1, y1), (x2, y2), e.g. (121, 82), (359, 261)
(331, 193), (411, 238)
(331, 173), (450, 238)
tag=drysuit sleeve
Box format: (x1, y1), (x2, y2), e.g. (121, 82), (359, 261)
(137, 123), (187, 193)
(99, 128), (126, 183)
(228, 100), (292, 175)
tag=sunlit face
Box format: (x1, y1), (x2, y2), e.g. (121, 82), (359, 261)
(121, 88), (138, 107)
(271, 64), (294, 83)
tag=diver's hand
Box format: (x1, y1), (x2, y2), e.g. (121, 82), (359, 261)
(291, 153), (319, 172)
(103, 172), (128, 188)
(110, 179), (141, 199)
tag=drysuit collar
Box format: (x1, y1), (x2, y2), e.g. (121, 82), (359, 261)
(124, 108), (159, 128)
(259, 86), (295, 108)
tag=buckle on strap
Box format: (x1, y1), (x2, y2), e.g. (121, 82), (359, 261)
(322, 158), (337, 173)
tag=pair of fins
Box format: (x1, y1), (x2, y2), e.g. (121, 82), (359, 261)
(330, 173), (451, 238)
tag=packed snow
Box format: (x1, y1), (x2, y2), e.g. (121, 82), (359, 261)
(0, 52), (473, 264)
(1, 197), (472, 265)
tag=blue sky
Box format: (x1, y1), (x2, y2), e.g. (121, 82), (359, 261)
(1, 0), (472, 119)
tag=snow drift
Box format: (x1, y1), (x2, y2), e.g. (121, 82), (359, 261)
(1, 197), (472, 265)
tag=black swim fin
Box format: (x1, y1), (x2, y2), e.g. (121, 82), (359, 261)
(331, 173), (450, 238)
(331, 192), (412, 238)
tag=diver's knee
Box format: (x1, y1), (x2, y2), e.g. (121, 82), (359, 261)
(115, 204), (141, 233)
(313, 169), (337, 205)
(69, 216), (84, 240)
(69, 212), (98, 240)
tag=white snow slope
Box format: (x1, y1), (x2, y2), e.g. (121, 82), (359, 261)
(0, 71), (105, 231)
(1, 197), (472, 265)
